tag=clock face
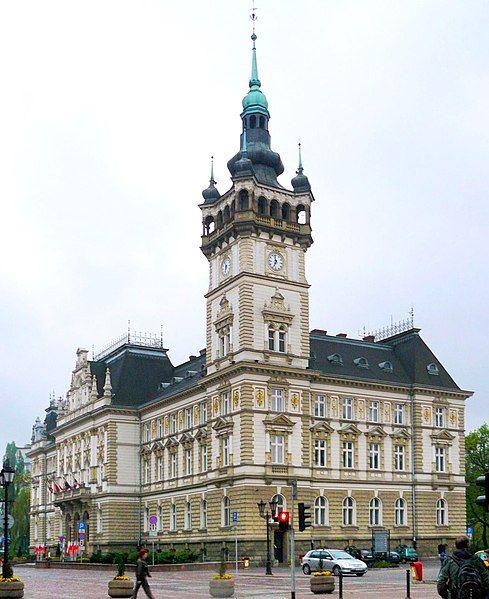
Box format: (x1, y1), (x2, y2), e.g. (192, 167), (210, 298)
(221, 257), (231, 276)
(268, 252), (283, 272)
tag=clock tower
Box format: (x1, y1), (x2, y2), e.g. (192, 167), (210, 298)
(200, 31), (314, 375)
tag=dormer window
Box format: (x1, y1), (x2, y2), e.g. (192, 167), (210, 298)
(327, 353), (343, 365)
(427, 363), (439, 376)
(354, 357), (369, 369)
(379, 361), (393, 372)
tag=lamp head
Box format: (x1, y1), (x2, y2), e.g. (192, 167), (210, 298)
(257, 499), (266, 518)
(1, 459), (15, 485)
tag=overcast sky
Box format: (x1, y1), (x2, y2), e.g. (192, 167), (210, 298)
(0, 0), (488, 451)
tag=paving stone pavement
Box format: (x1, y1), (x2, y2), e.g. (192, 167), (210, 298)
(15, 563), (441, 598)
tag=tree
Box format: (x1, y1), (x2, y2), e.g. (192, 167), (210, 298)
(2, 442), (30, 556)
(466, 424), (489, 549)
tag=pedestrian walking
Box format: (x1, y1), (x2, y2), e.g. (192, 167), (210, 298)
(132, 548), (155, 599)
(437, 536), (489, 599)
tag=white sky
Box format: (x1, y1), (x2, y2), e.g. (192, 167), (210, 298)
(1, 0), (488, 449)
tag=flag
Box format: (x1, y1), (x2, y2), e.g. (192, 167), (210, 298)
(72, 478), (80, 489)
(54, 481), (62, 494)
(63, 478), (72, 491)
(47, 480), (53, 494)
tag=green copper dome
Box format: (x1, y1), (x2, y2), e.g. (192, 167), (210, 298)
(241, 33), (269, 116)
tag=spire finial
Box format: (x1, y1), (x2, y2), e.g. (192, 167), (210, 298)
(103, 368), (112, 398)
(297, 140), (304, 173)
(249, 3), (260, 88)
(209, 155), (216, 185)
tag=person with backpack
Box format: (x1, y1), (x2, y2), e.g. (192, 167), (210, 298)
(437, 536), (489, 599)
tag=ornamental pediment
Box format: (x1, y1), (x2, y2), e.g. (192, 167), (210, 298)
(179, 432), (194, 446)
(430, 429), (455, 442)
(310, 421), (334, 435)
(151, 441), (164, 451)
(214, 295), (234, 330)
(164, 436), (179, 449)
(212, 416), (234, 435)
(366, 425), (387, 438)
(390, 428), (411, 440)
(194, 426), (209, 441)
(338, 423), (361, 437)
(263, 414), (295, 434)
(140, 445), (152, 455)
(262, 290), (294, 325)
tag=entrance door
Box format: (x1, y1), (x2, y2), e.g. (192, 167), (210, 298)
(274, 530), (285, 563)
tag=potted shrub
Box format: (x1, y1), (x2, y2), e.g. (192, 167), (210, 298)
(310, 556), (334, 595)
(209, 552), (234, 598)
(0, 563), (24, 598)
(108, 559), (134, 598)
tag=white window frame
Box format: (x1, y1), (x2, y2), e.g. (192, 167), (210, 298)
(222, 496), (231, 527)
(314, 496), (328, 526)
(184, 501), (192, 530)
(342, 496), (356, 526)
(342, 441), (354, 469)
(200, 499), (208, 529)
(201, 444), (208, 472)
(314, 395), (326, 418)
(170, 414), (177, 434)
(436, 498), (448, 526)
(222, 437), (230, 467)
(170, 503), (177, 531)
(185, 408), (192, 429)
(185, 448), (192, 476)
(200, 401), (208, 424)
(369, 497), (382, 527)
(157, 455), (163, 481)
(393, 403), (404, 425)
(221, 392), (230, 415)
(170, 453), (177, 479)
(435, 446), (446, 472)
(435, 407), (444, 428)
(394, 445), (405, 471)
(395, 498), (406, 526)
(369, 401), (379, 423)
(271, 388), (284, 412)
(369, 443), (380, 470)
(314, 439), (326, 467)
(270, 434), (285, 464)
(342, 397), (353, 420)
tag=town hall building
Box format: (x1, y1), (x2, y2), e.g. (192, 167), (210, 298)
(28, 28), (471, 562)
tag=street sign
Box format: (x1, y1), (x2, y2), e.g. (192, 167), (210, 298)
(372, 529), (390, 555)
(78, 533), (86, 540)
(77, 522), (86, 533)
(0, 515), (14, 530)
(467, 526), (474, 538)
(148, 515), (158, 526)
(148, 529), (157, 537)
(232, 511), (238, 524)
(59, 535), (66, 543)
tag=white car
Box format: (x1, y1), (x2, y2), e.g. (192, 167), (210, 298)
(301, 549), (368, 576)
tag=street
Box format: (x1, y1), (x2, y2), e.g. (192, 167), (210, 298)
(15, 561), (442, 598)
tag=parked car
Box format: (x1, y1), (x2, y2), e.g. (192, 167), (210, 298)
(395, 545), (418, 563)
(344, 545), (361, 560)
(387, 551), (401, 564)
(475, 550), (489, 569)
(358, 549), (375, 567)
(301, 549), (368, 576)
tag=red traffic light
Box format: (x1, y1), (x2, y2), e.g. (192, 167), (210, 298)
(278, 511), (290, 531)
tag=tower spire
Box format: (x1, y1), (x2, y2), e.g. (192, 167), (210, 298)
(201, 155), (220, 203)
(298, 141), (304, 173)
(291, 140), (312, 193)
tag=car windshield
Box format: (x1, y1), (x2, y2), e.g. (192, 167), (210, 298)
(330, 551), (353, 560)
(406, 549), (417, 556)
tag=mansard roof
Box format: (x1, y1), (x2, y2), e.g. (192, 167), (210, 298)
(309, 328), (461, 392)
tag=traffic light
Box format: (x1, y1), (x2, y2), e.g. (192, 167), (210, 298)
(278, 511), (290, 532)
(476, 473), (489, 512)
(298, 502), (312, 532)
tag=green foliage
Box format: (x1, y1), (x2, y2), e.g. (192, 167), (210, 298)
(373, 560), (399, 568)
(89, 548), (198, 565)
(466, 424), (489, 549)
(116, 558), (125, 577)
(218, 548), (227, 578)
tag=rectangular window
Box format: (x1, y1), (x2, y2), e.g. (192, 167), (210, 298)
(314, 439), (326, 467)
(342, 397), (353, 420)
(144, 459), (150, 484)
(435, 446), (445, 472)
(185, 408), (192, 429)
(314, 395), (326, 418)
(394, 403), (404, 425)
(268, 326), (275, 351)
(157, 418), (163, 438)
(270, 434), (285, 464)
(200, 401), (208, 424)
(342, 441), (354, 468)
(369, 443), (380, 470)
(170, 453), (177, 479)
(185, 502), (192, 530)
(201, 445), (208, 472)
(200, 500), (208, 529)
(222, 437), (230, 467)
(369, 401), (379, 423)
(157, 456), (163, 481)
(170, 414), (177, 434)
(394, 445), (405, 471)
(144, 423), (150, 442)
(271, 388), (284, 412)
(170, 504), (177, 531)
(435, 407), (444, 428)
(278, 328), (286, 353)
(221, 392), (230, 415)
(185, 448), (192, 476)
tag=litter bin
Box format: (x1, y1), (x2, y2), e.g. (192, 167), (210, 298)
(411, 561), (423, 582)
(241, 556), (250, 568)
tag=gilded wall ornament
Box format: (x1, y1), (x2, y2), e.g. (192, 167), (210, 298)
(151, 420), (157, 438)
(423, 407), (431, 423)
(213, 397), (219, 415)
(255, 388), (265, 407)
(291, 393), (299, 410)
(164, 416), (169, 433)
(232, 389), (240, 408)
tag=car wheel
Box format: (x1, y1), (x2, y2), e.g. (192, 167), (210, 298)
(333, 566), (341, 577)
(356, 572), (365, 577)
(302, 564), (311, 575)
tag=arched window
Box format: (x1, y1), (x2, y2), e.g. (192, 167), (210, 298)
(259, 116), (265, 128)
(216, 211), (223, 229)
(369, 497), (382, 527)
(282, 203), (290, 221)
(170, 503), (177, 531)
(185, 501), (192, 530)
(296, 204), (307, 224)
(271, 494), (286, 515)
(436, 498), (448, 526)
(204, 216), (215, 235)
(96, 507), (102, 533)
(342, 497), (355, 526)
(270, 199), (280, 219)
(395, 498), (406, 526)
(258, 196), (267, 216)
(314, 496), (328, 526)
(250, 115), (256, 128)
(222, 496), (231, 527)
(223, 205), (231, 223)
(200, 499), (208, 529)
(238, 189), (249, 211)
(268, 325), (275, 351)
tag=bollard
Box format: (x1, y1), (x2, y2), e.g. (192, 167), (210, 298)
(338, 569), (343, 599)
(406, 568), (411, 599)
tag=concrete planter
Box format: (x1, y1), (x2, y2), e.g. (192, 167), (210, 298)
(107, 579), (134, 598)
(0, 581), (25, 598)
(209, 577), (235, 598)
(310, 574), (335, 594)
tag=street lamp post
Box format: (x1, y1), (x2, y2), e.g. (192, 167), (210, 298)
(0, 459), (15, 579)
(257, 499), (278, 576)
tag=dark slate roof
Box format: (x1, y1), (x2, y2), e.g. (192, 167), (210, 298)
(309, 328), (460, 391)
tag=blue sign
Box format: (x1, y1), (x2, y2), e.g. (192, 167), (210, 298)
(232, 511), (238, 523)
(78, 522), (86, 533)
(467, 526), (473, 537)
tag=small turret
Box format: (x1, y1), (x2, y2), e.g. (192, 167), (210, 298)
(233, 129), (253, 178)
(291, 142), (311, 193)
(202, 156), (220, 204)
